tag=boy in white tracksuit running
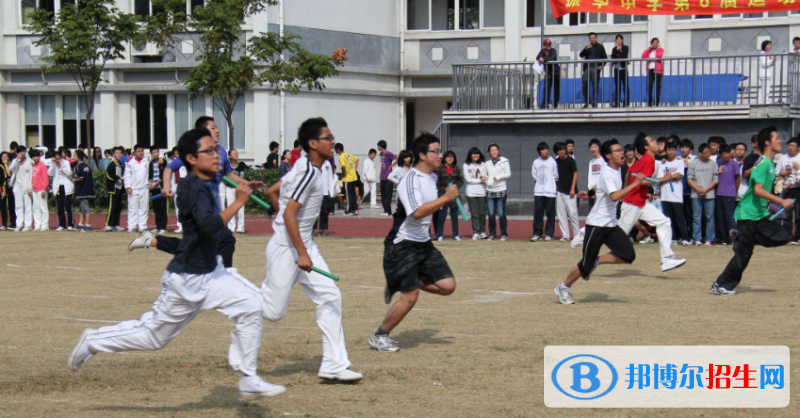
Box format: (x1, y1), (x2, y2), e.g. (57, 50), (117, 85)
(124, 145), (150, 232)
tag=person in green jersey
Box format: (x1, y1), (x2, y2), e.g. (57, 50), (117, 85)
(711, 126), (795, 296)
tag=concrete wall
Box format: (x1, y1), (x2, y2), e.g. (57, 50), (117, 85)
(449, 119), (794, 202)
(271, 0), (399, 39)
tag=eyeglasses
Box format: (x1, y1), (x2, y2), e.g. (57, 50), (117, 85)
(196, 148), (219, 156)
(316, 136), (335, 142)
(611, 149), (624, 154)
(427, 149), (443, 155)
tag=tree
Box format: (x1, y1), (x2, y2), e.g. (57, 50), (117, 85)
(145, 0), (346, 146)
(27, 0), (138, 150)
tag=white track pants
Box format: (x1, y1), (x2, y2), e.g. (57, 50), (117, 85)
(556, 192), (580, 239)
(364, 181), (377, 206)
(223, 186), (245, 233)
(618, 202), (674, 259)
(86, 258), (263, 376)
(127, 190), (149, 232)
(32, 191), (48, 230)
(262, 239), (350, 374)
(13, 186), (32, 228)
(173, 195), (181, 230)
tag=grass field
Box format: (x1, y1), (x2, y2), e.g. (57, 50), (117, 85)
(0, 232), (797, 418)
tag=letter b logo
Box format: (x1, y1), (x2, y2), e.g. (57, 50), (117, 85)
(570, 362), (601, 393)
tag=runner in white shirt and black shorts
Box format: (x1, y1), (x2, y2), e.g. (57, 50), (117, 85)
(554, 139), (648, 305)
(369, 134), (459, 353)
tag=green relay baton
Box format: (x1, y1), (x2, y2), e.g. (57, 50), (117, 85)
(221, 176), (272, 211)
(295, 260), (339, 281)
(449, 183), (469, 221)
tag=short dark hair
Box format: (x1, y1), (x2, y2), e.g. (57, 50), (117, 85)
(412, 133), (440, 165)
(708, 136), (726, 146)
(17, 145), (27, 153)
(487, 143), (500, 153)
(565, 139), (575, 146)
(788, 137), (800, 147)
(615, 34), (624, 41)
(735, 142), (748, 152)
(397, 150), (413, 168)
(293, 140), (301, 148)
(624, 144), (635, 154)
(553, 141), (565, 153)
(269, 141), (279, 151)
(125, 148), (131, 155)
(334, 143), (344, 152)
(281, 150), (291, 160)
(377, 140), (388, 150)
(633, 134), (649, 155)
(194, 116), (215, 129)
(150, 145), (159, 152)
(9, 141), (18, 150)
(537, 142), (549, 155)
(698, 143), (710, 153)
(757, 125), (777, 153)
(665, 142), (678, 150)
(761, 40), (772, 51)
(368, 148), (377, 155)
(45, 150), (54, 159)
(442, 150), (457, 166)
(656, 136), (667, 144)
(719, 144), (732, 154)
(466, 147), (484, 163)
(751, 134), (759, 145)
(588, 138), (601, 148)
(668, 134), (681, 143)
(600, 139), (620, 163)
(794, 36), (800, 43)
(588, 32), (597, 38)
(133, 144), (144, 151)
(297, 117), (328, 153)
(75, 150), (86, 161)
(651, 37), (660, 44)
(178, 128), (212, 167)
(28, 149), (40, 158)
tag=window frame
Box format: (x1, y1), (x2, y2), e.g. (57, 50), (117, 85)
(672, 13), (794, 23)
(20, 0), (75, 27)
(23, 94), (57, 149)
(406, 0), (505, 32)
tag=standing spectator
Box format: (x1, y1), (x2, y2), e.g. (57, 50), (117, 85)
(759, 40), (775, 104)
(611, 34), (629, 108)
(536, 39), (560, 109)
(279, 150), (292, 178)
(0, 152), (11, 229)
(124, 145), (149, 233)
(290, 140), (302, 167)
(120, 147), (130, 164)
(104, 148), (125, 232)
(554, 142), (580, 241)
(587, 138), (604, 209)
(223, 149), (248, 234)
(680, 139), (696, 238)
(265, 141), (280, 169)
(388, 150), (413, 186)
(90, 147), (103, 171)
(707, 136), (725, 162)
(716, 145), (741, 244)
(50, 152), (75, 231)
(30, 149), (50, 231)
(362, 149), (378, 209)
(335, 143), (359, 216)
(169, 147), (186, 233)
(643, 38), (664, 107)
(688, 143), (719, 245)
(485, 144), (511, 241)
(658, 142), (690, 245)
(793, 36), (800, 54)
(566, 139), (576, 161)
(8, 142), (19, 160)
(8, 146), (33, 232)
(463, 147), (488, 240)
(100, 149), (113, 171)
(777, 137), (800, 242)
(377, 140), (397, 216)
(314, 157), (337, 236)
(73, 150), (94, 231)
(435, 151), (464, 241)
(532, 142), (558, 242)
(148, 146), (168, 234)
(580, 32), (607, 108)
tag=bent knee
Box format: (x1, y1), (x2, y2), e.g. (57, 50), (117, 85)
(440, 280), (456, 296)
(400, 289), (420, 305)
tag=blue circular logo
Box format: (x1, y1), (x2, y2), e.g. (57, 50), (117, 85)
(551, 354), (618, 400)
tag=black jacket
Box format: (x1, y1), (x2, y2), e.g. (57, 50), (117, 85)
(167, 173), (224, 274)
(149, 158), (167, 195)
(105, 160), (124, 192)
(610, 45), (629, 69)
(536, 48), (560, 72)
(579, 43), (608, 71)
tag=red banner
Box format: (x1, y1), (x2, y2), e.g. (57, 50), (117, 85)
(549, 0), (800, 19)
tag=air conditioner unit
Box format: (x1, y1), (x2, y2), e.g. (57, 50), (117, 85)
(132, 41), (161, 57)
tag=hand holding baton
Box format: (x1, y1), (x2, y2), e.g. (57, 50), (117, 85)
(295, 260), (339, 281)
(770, 199), (796, 221)
(221, 176), (272, 210)
(149, 194), (163, 200)
(449, 183), (469, 221)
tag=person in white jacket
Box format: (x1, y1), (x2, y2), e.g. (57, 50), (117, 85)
(463, 147), (488, 240)
(362, 149), (378, 208)
(759, 40), (775, 104)
(124, 145), (150, 233)
(485, 144), (511, 240)
(49, 153), (76, 230)
(8, 146), (34, 231)
(531, 142), (559, 241)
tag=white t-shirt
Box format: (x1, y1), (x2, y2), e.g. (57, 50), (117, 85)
(394, 168), (438, 244)
(652, 160), (662, 195)
(463, 162), (487, 197)
(659, 159), (685, 203)
(586, 164), (622, 228)
(532, 157), (558, 197)
(271, 157), (324, 247)
(777, 153), (800, 189)
(587, 157), (605, 191)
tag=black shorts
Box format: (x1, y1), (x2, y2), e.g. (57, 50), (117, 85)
(578, 225), (636, 279)
(383, 240), (453, 295)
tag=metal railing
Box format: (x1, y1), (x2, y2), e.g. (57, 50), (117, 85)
(452, 53), (800, 111)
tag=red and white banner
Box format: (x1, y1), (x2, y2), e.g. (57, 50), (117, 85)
(549, 0), (800, 19)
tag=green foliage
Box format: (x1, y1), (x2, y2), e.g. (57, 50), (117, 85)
(26, 0), (138, 150)
(242, 168), (279, 211)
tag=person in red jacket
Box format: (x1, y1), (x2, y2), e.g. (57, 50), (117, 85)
(643, 38), (664, 107)
(290, 140), (302, 167)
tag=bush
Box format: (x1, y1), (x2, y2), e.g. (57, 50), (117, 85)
(243, 168), (280, 212)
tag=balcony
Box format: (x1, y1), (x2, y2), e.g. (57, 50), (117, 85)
(444, 53), (800, 124)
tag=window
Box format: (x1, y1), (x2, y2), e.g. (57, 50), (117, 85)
(431, 0), (456, 30)
(134, 0), (168, 21)
(721, 12), (791, 19)
(213, 99), (245, 151)
(538, 0), (645, 27)
(483, 0), (504, 28)
(24, 95), (56, 149)
(613, 14), (648, 24)
(174, 95), (209, 142)
(21, 0), (76, 25)
(411, 0), (503, 31)
(187, 0), (204, 14)
(62, 95), (95, 149)
(407, 0), (429, 29)
(136, 94), (168, 149)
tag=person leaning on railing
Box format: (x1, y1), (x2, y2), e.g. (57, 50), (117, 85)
(579, 32), (607, 109)
(611, 34), (629, 108)
(759, 40), (775, 104)
(642, 38), (664, 107)
(536, 39), (560, 109)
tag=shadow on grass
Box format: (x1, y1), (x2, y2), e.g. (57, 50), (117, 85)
(595, 269), (670, 280)
(92, 386), (271, 418)
(578, 293), (628, 304)
(735, 286), (777, 293)
(390, 329), (455, 349)
(261, 358), (320, 378)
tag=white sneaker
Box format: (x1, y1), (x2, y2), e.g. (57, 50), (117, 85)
(571, 228), (585, 249)
(115, 226), (125, 232)
(544, 236), (552, 242)
(174, 227), (183, 233)
(530, 235), (542, 242)
(437, 236), (443, 241)
(553, 285), (574, 305)
(370, 205), (380, 209)
(67, 226), (75, 231)
(128, 230), (153, 251)
(639, 236), (654, 244)
(14, 227), (22, 232)
(680, 240), (691, 246)
(710, 282), (737, 296)
(318, 369), (363, 383)
(239, 375), (286, 397)
(68, 329), (95, 372)
(479, 232), (487, 239)
(559, 237), (570, 242)
(22, 227), (32, 232)
(661, 257), (686, 272)
(472, 233), (480, 240)
(56, 227), (65, 231)
(104, 226), (114, 232)
(368, 333), (400, 352)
